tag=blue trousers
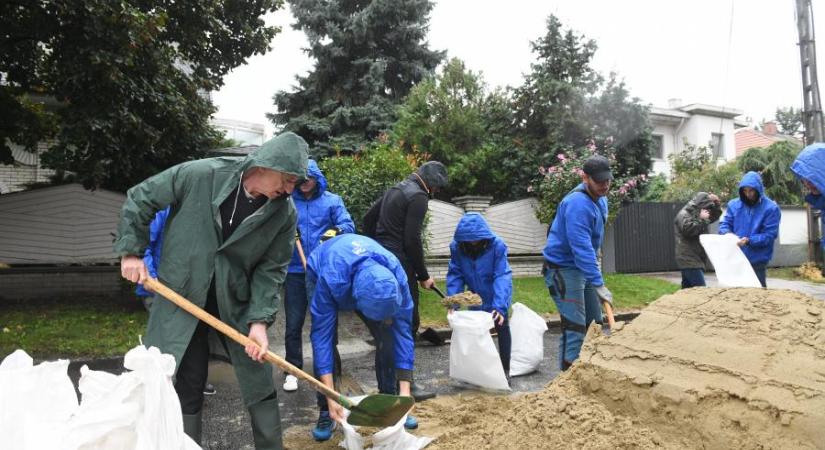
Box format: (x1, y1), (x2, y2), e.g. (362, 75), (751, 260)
(680, 269), (706, 289)
(544, 266), (602, 370)
(751, 263), (767, 288)
(284, 272), (309, 369)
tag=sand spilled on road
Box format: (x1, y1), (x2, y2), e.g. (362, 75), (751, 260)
(285, 288), (825, 449)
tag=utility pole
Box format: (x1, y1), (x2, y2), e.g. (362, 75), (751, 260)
(796, 0), (824, 264)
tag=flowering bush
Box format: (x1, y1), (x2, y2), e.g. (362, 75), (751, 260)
(533, 140), (647, 224)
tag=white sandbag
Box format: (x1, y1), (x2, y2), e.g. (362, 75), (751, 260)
(65, 345), (200, 450)
(448, 310), (510, 391)
(0, 350), (78, 450)
(508, 303), (547, 377)
(700, 234), (762, 288)
(338, 397), (431, 450)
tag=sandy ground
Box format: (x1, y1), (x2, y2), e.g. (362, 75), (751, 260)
(302, 288), (825, 450)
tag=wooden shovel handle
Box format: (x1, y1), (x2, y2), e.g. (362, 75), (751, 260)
(143, 278), (351, 408)
(295, 237), (307, 270)
(602, 300), (616, 329)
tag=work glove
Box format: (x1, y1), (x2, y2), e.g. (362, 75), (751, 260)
(320, 227), (341, 243)
(595, 285), (613, 306)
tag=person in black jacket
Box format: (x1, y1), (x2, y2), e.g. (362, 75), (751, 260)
(363, 161), (448, 400)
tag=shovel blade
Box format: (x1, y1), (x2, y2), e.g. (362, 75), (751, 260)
(346, 394), (415, 427)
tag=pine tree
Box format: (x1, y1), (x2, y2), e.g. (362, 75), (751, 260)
(270, 0), (444, 156)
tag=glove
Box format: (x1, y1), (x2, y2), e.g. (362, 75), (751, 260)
(295, 229), (301, 240)
(595, 285), (613, 306)
(320, 227), (341, 243)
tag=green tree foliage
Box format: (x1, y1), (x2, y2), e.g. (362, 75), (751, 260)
(659, 143), (740, 204)
(319, 137), (421, 230)
(271, 0), (444, 156)
(774, 106), (802, 136)
(392, 58), (513, 199)
(737, 141), (804, 205)
(1, 0), (281, 191)
(508, 15), (652, 193)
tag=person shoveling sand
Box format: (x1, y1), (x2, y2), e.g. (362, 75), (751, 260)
(408, 287), (825, 449)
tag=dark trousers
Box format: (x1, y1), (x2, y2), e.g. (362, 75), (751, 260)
(392, 251), (421, 335)
(494, 316), (511, 375)
(175, 289), (220, 415)
(680, 269), (706, 289)
(284, 272), (309, 369)
(751, 263), (767, 288)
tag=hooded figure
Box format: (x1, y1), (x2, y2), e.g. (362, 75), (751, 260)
(718, 172), (781, 286)
(306, 234), (416, 438)
(363, 160), (448, 377)
(791, 143), (825, 251)
(446, 213), (513, 375)
(674, 191), (723, 288)
(114, 132), (309, 448)
(282, 159), (354, 393)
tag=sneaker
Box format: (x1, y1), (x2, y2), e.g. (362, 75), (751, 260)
(311, 411), (337, 441)
(283, 374), (298, 392)
(404, 415), (418, 430)
(203, 383), (216, 396)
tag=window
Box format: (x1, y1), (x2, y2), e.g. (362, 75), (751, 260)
(710, 133), (724, 159)
(651, 134), (664, 159)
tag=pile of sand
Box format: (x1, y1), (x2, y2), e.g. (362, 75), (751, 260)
(795, 262), (824, 281)
(417, 288), (825, 449)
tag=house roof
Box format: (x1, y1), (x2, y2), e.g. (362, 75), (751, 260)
(734, 128), (803, 156)
(0, 184), (126, 265)
(650, 103), (744, 126)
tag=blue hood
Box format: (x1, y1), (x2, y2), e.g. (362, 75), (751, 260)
(738, 171), (765, 201)
(792, 143), (825, 194)
(292, 159), (328, 200)
(352, 262), (400, 321)
(453, 213), (496, 242)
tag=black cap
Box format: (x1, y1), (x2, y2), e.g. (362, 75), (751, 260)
(417, 161), (449, 189)
(582, 155), (613, 182)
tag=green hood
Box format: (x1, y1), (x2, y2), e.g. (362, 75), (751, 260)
(244, 132), (309, 178)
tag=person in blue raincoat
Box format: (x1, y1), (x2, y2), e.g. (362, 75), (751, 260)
(542, 155), (614, 371)
(282, 159), (354, 393)
(306, 234), (417, 441)
(719, 171), (781, 287)
(446, 213), (513, 376)
(791, 143), (825, 260)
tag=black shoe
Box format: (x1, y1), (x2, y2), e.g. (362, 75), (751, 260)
(419, 327), (445, 346)
(203, 382), (217, 396)
(410, 382), (436, 401)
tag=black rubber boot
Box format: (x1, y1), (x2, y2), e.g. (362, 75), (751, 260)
(182, 411), (202, 445)
(249, 397), (283, 450)
(410, 380), (436, 401)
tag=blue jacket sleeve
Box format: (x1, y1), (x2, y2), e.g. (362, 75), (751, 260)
(446, 242), (466, 296)
(144, 208), (169, 278)
(719, 205), (735, 235)
(806, 193), (825, 210)
(565, 200), (604, 286)
(331, 196), (355, 234)
(492, 241), (513, 316)
(310, 279), (339, 377)
(748, 205), (781, 248)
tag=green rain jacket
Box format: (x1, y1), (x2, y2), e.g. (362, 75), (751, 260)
(113, 132), (308, 405)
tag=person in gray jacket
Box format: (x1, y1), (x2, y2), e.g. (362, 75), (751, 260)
(674, 192), (722, 288)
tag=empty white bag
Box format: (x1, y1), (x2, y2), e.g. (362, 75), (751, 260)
(700, 234), (762, 288)
(508, 303), (547, 377)
(339, 397), (431, 450)
(447, 310), (510, 391)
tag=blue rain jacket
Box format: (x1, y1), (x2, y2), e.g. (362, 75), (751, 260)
(791, 143), (825, 249)
(135, 207), (170, 297)
(719, 172), (781, 265)
(543, 183), (608, 286)
(446, 213), (512, 316)
(289, 159), (355, 273)
(307, 234), (414, 377)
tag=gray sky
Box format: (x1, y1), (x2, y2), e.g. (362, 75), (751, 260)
(213, 0), (825, 137)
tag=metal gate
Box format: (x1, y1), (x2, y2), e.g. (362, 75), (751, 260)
(611, 202), (683, 273)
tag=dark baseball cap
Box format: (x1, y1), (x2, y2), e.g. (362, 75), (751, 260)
(583, 155), (613, 182)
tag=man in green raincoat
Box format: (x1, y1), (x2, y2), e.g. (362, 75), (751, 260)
(114, 132), (309, 449)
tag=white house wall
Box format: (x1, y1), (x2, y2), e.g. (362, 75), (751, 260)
(651, 115), (737, 179)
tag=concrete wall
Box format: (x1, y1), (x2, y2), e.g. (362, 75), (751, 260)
(0, 142), (56, 194)
(0, 266), (129, 301)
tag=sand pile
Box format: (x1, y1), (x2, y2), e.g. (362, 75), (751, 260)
(417, 288), (825, 449)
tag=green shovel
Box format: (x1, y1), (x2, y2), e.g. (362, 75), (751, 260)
(144, 278), (414, 427)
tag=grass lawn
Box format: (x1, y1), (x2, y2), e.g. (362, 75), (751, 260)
(0, 297), (148, 360)
(768, 266), (825, 284)
(419, 273), (679, 328)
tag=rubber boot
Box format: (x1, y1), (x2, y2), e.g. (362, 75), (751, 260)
(249, 397), (283, 450)
(182, 411), (202, 445)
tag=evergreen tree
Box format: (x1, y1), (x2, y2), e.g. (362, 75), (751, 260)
(270, 0), (444, 156)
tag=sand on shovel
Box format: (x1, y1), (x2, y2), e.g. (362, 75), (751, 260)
(414, 288), (825, 449)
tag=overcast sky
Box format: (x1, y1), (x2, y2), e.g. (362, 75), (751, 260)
(212, 0), (825, 137)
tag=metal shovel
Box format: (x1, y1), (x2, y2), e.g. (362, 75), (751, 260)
(143, 278), (414, 427)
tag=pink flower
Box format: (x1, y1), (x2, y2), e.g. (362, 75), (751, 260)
(606, 136), (614, 144)
(557, 153), (566, 161)
(539, 166), (547, 175)
(527, 185), (534, 193)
